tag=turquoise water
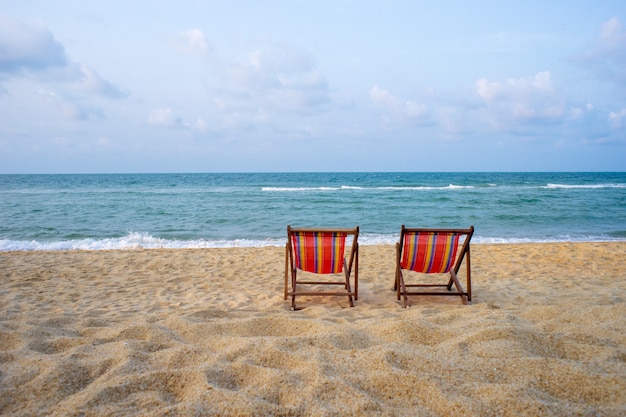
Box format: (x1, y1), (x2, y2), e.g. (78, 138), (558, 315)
(1, 172), (625, 250)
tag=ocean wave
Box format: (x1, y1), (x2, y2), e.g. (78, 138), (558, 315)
(261, 186), (343, 192)
(544, 183), (626, 189)
(261, 184), (475, 192)
(261, 182), (625, 192)
(0, 232), (286, 252)
(1, 232), (624, 252)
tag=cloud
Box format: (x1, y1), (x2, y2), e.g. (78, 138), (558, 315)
(609, 108), (626, 128)
(578, 17), (626, 91)
(223, 41), (330, 113)
(193, 118), (207, 132)
(369, 85), (395, 106)
(37, 88), (104, 121)
(77, 65), (128, 99)
(475, 71), (618, 144)
(228, 45), (315, 91)
(404, 101), (428, 118)
(369, 85), (429, 126)
(147, 109), (207, 133)
(437, 106), (471, 137)
(148, 108), (181, 127)
(187, 40), (334, 134)
(0, 14), (127, 105)
(0, 15), (67, 74)
(476, 71), (565, 128)
(172, 29), (210, 55)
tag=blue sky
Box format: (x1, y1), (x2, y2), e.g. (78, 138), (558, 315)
(1, 1), (625, 173)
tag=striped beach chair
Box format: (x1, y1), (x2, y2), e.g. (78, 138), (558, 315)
(285, 226), (359, 310)
(394, 226), (474, 307)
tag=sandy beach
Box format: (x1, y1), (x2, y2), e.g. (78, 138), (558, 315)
(1, 243), (625, 416)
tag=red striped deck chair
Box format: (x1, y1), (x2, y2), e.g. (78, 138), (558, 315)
(394, 225), (474, 307)
(285, 226), (359, 310)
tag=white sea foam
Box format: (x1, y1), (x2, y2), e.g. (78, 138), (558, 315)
(544, 183), (626, 189)
(1, 232), (624, 252)
(447, 184), (475, 189)
(262, 184), (475, 192)
(0, 232), (286, 252)
(261, 187), (342, 192)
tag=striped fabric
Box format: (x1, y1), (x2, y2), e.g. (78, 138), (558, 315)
(400, 232), (460, 273)
(291, 231), (346, 274)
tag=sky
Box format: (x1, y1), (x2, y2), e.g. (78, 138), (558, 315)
(1, 0), (625, 173)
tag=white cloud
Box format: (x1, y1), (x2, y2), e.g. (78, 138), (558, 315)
(227, 42), (318, 93)
(404, 101), (427, 118)
(97, 136), (111, 146)
(147, 110), (207, 132)
(173, 29), (210, 55)
(0, 15), (67, 74)
(193, 117), (207, 132)
(569, 107), (584, 120)
(77, 65), (128, 99)
(369, 85), (429, 126)
(438, 106), (464, 136)
(568, 103), (595, 121)
(477, 71), (555, 103)
(148, 108), (180, 127)
(369, 85), (395, 105)
(268, 72), (329, 110)
(579, 17), (626, 90)
(476, 78), (501, 105)
(600, 17), (626, 47)
(201, 40), (332, 131)
(37, 88), (103, 121)
(0, 13), (128, 123)
(609, 108), (626, 128)
(476, 71), (565, 126)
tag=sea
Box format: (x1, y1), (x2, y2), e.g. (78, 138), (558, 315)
(1, 172), (625, 251)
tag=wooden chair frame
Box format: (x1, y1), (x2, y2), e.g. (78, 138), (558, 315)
(285, 226), (359, 310)
(394, 225), (474, 307)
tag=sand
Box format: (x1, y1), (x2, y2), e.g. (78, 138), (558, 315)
(0, 243), (625, 416)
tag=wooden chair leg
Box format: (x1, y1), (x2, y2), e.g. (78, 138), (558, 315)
(449, 270), (469, 305)
(345, 275), (354, 307)
(393, 270), (398, 292)
(291, 269), (297, 310)
(284, 244), (289, 300)
(354, 252), (359, 301)
(446, 275), (454, 291)
(398, 272), (409, 308)
(466, 254), (472, 301)
(344, 259), (354, 307)
(395, 269), (402, 301)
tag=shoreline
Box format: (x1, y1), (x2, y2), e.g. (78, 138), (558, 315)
(1, 242), (625, 416)
(3, 238), (626, 253)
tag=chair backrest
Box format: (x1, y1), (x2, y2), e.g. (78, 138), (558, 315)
(288, 227), (359, 274)
(398, 226), (474, 274)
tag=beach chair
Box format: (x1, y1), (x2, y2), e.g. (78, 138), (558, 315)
(394, 225), (474, 307)
(285, 226), (359, 310)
